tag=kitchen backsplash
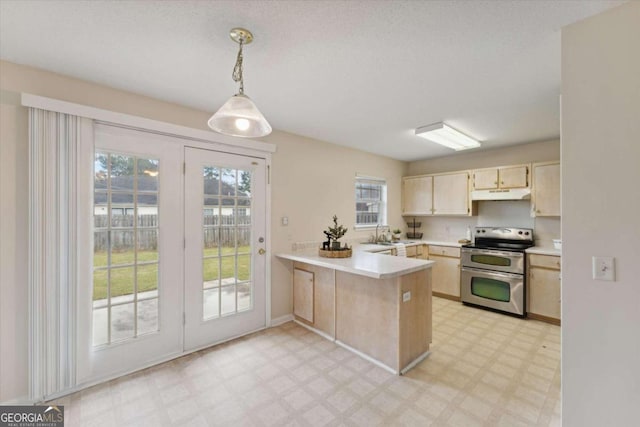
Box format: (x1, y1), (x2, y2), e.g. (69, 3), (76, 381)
(404, 200), (560, 247)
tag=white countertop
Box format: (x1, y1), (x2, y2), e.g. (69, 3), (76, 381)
(358, 240), (464, 252)
(276, 247), (434, 279)
(421, 240), (465, 248)
(526, 246), (562, 256)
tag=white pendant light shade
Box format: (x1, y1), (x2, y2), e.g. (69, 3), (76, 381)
(208, 94), (272, 138)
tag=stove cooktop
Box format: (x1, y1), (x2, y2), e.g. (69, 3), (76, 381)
(466, 226), (534, 252)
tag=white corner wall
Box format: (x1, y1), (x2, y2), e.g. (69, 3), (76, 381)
(561, 2), (640, 426)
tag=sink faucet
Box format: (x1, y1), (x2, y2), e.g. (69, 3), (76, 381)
(375, 224), (388, 242)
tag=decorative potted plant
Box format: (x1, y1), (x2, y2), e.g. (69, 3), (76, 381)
(392, 229), (403, 240)
(319, 215), (352, 258)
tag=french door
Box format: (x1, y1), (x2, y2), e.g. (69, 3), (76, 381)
(77, 126), (267, 383)
(184, 147), (267, 350)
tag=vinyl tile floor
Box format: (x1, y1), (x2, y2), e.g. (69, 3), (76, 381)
(50, 297), (561, 426)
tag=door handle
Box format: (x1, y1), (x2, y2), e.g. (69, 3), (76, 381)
(258, 248), (266, 255)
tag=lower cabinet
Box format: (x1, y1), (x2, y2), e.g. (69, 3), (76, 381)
(391, 244), (424, 258)
(527, 254), (561, 325)
(293, 262), (335, 338)
(428, 245), (461, 300)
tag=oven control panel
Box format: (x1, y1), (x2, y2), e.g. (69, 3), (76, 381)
(474, 227), (533, 241)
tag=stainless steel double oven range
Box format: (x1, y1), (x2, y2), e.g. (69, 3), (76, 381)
(460, 227), (534, 317)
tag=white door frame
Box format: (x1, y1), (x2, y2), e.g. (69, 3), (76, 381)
(183, 148), (267, 351)
(22, 93), (274, 401)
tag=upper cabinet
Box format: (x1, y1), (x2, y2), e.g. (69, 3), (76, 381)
(402, 175), (433, 215)
(433, 172), (471, 215)
(531, 162), (560, 217)
(402, 171), (471, 216)
(472, 165), (529, 190)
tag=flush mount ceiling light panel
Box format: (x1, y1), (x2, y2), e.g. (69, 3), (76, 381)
(208, 28), (272, 138)
(415, 122), (481, 151)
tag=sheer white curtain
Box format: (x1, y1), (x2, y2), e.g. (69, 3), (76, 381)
(28, 108), (92, 401)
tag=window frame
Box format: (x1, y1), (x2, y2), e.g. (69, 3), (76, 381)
(354, 175), (388, 229)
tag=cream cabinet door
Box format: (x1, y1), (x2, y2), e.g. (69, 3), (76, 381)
(532, 162), (560, 216)
(293, 268), (314, 323)
(528, 266), (561, 321)
(429, 254), (461, 299)
(433, 172), (470, 215)
(499, 165), (529, 189)
(402, 176), (433, 215)
(473, 169), (499, 190)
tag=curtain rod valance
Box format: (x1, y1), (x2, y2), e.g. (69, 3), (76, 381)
(21, 93), (276, 154)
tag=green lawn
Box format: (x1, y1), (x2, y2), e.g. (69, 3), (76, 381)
(93, 246), (250, 300)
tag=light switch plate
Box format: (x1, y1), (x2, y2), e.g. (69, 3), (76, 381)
(592, 256), (615, 281)
(403, 291), (411, 302)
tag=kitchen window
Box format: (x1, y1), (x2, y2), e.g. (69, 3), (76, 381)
(355, 176), (387, 227)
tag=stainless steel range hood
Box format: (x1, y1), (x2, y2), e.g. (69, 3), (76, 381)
(471, 188), (531, 201)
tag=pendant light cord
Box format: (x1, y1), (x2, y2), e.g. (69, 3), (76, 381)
(232, 39), (244, 95)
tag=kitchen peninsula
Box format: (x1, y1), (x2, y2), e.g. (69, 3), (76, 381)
(277, 247), (435, 374)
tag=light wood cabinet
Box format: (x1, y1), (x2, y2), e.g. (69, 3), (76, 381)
(402, 172), (472, 217)
(527, 254), (561, 325)
(392, 244), (424, 258)
(293, 262), (336, 337)
(293, 268), (313, 323)
(428, 245), (461, 300)
(472, 164), (529, 190)
(402, 176), (433, 215)
(433, 172), (470, 215)
(531, 162), (560, 217)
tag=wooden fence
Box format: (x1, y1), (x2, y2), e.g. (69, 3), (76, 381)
(94, 214), (251, 252)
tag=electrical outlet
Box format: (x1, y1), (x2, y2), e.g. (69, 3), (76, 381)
(403, 291), (411, 302)
(281, 216), (289, 226)
(592, 256), (615, 281)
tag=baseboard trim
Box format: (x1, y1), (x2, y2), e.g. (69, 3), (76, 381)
(528, 312), (561, 326)
(400, 350), (431, 375)
(433, 292), (461, 302)
(293, 319), (335, 342)
(335, 340), (398, 375)
(270, 314), (294, 327)
(0, 395), (32, 405)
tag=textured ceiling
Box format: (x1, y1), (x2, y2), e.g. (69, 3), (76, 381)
(0, 0), (625, 161)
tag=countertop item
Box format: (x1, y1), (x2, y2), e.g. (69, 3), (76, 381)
(526, 246), (562, 256)
(276, 249), (434, 279)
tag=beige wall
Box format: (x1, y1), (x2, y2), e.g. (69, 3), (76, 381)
(266, 132), (407, 320)
(561, 2), (640, 425)
(408, 138), (559, 176)
(0, 60), (407, 401)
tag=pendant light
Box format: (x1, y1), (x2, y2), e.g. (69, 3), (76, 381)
(208, 28), (272, 138)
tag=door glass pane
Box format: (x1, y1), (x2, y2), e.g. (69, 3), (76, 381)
(203, 288), (220, 319)
(92, 151), (160, 346)
(109, 266), (135, 300)
(221, 285), (236, 316)
(111, 303), (135, 342)
(201, 166), (253, 320)
(137, 299), (158, 336)
(471, 277), (511, 302)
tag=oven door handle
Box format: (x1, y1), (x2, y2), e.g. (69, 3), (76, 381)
(461, 266), (523, 280)
(461, 248), (524, 258)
